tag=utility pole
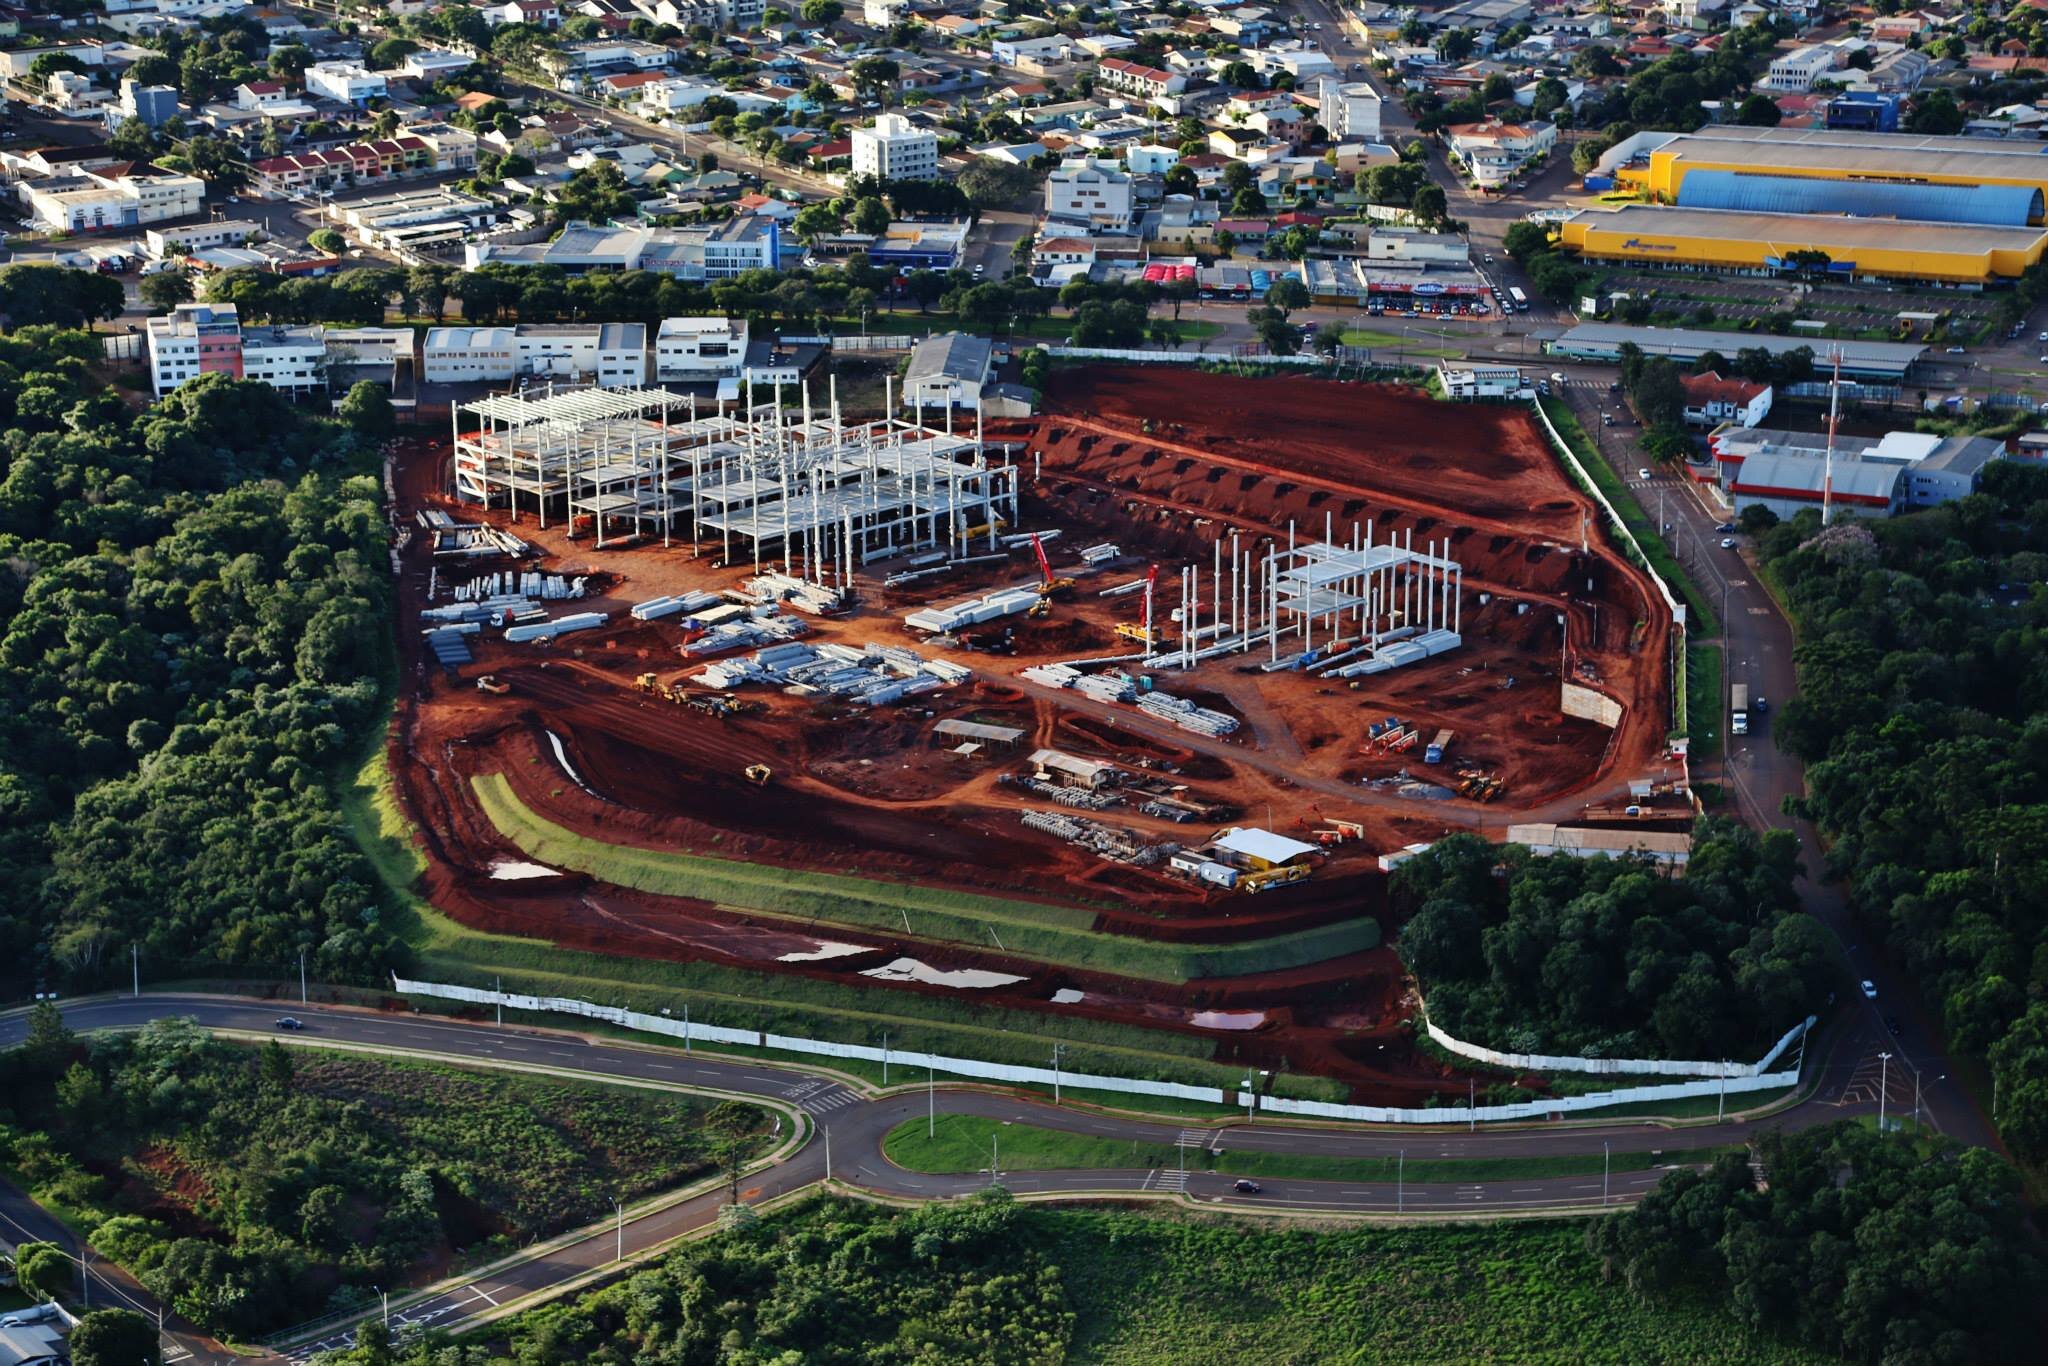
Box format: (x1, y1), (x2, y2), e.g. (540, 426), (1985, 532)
(299, 950), (307, 1005)
(825, 1125), (832, 1182)
(1878, 1052), (1892, 1133)
(495, 976), (501, 1028)
(1718, 1064), (1727, 1122)
(1468, 1076), (1475, 1132)
(132, 944), (139, 999)
(929, 1065), (935, 1139)
(609, 1195), (623, 1263)
(1052, 1043), (1066, 1105)
(1603, 1141), (1611, 1205)
(881, 1031), (889, 1087)
(683, 1001), (690, 1054)
(1397, 1150), (1405, 1215)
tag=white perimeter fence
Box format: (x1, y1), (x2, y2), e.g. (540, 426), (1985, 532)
(1528, 395), (1686, 630)
(395, 978), (1812, 1125)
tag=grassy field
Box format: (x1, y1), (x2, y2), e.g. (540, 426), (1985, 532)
(1336, 327), (1467, 358)
(472, 773), (1379, 982)
(1687, 641), (1723, 761)
(1539, 397), (1722, 639)
(881, 1115), (1729, 1184)
(1031, 1207), (1829, 1363)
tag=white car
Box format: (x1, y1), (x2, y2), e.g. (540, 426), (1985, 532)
(1720, 537), (1738, 549)
(1550, 371), (1566, 385)
(1860, 979), (1877, 999)
(1944, 346), (1966, 354)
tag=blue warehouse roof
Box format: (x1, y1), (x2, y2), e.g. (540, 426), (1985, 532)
(1675, 170), (2044, 228)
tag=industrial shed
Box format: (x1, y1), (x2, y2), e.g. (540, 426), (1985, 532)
(1673, 171), (2045, 229)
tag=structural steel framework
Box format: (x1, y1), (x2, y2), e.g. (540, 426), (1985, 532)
(451, 380), (1019, 576)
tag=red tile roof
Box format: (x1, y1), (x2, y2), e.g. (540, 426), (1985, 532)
(1680, 371), (1769, 405)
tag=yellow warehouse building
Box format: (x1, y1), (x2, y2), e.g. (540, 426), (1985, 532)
(1557, 204), (2048, 284)
(1615, 127), (2048, 205)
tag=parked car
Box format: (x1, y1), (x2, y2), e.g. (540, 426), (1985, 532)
(1720, 537), (1738, 549)
(1860, 979), (1878, 999)
(1885, 1014), (1903, 1037)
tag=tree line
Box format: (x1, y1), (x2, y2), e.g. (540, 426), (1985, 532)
(1392, 822), (1830, 1060)
(0, 321), (404, 996)
(1749, 465), (2048, 1167)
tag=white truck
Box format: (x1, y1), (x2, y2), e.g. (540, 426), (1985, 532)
(1731, 683), (1750, 737)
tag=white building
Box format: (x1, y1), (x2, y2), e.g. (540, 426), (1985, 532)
(145, 302), (326, 396)
(145, 220), (264, 257)
(655, 315), (748, 381)
(1437, 361), (1525, 400)
(1761, 44), (1841, 93)
(639, 77), (726, 115)
(422, 322), (649, 387)
(863, 0), (907, 23)
(852, 113), (939, 182)
(239, 324), (330, 392)
(21, 168), (205, 233)
(1046, 159), (1134, 232)
(1096, 57), (1186, 102)
(991, 34), (1076, 68)
(1126, 144), (1180, 176)
(1318, 80), (1383, 142)
(304, 61), (387, 107)
(1443, 119), (1557, 190)
(402, 48), (480, 81)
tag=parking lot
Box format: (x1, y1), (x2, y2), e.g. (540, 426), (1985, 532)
(1596, 270), (2007, 343)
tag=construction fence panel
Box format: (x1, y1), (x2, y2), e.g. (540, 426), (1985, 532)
(1424, 1011), (1815, 1080)
(395, 977), (1224, 1103)
(1042, 346), (1328, 368)
(1258, 1068), (1800, 1125)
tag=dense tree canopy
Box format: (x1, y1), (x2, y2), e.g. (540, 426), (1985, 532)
(1588, 1123), (2040, 1363)
(1755, 465), (2048, 1162)
(0, 315), (404, 995)
(1394, 823), (1827, 1059)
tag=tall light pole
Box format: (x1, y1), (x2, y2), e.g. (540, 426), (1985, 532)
(1051, 1043), (1066, 1105)
(928, 1065), (935, 1138)
(1602, 1140), (1610, 1205)
(608, 1195), (622, 1263)
(881, 1031), (889, 1087)
(1397, 1150), (1405, 1215)
(1877, 1052), (1892, 1133)
(132, 943), (140, 998)
(300, 950), (307, 1006)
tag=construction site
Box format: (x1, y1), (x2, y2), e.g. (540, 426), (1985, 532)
(384, 365), (1684, 1103)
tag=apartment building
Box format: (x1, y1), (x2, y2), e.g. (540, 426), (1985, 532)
(1318, 80), (1384, 142)
(1045, 159), (1134, 232)
(1095, 57), (1185, 102)
(1760, 45), (1840, 92)
(146, 303), (328, 396)
(655, 315), (749, 381)
(852, 113), (939, 182)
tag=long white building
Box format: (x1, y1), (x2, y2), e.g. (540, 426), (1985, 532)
(423, 322), (649, 388)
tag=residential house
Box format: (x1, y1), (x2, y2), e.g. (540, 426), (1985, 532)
(485, 0), (563, 27)
(1443, 119), (1556, 189)
(1680, 371), (1772, 429)
(234, 80), (295, 112)
(903, 331), (993, 411)
(304, 61), (387, 107)
(1096, 57), (1186, 102)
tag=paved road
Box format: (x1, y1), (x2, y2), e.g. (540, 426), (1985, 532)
(0, 992), (1906, 1361)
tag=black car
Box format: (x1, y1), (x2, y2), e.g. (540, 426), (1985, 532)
(1232, 1179), (1262, 1194)
(1715, 522), (1736, 533)
(1884, 1015), (1902, 1037)
(275, 1016), (305, 1031)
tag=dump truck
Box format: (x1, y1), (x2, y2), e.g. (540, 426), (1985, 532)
(1424, 729), (1454, 764)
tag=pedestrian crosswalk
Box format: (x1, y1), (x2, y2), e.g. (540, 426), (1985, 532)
(781, 1077), (860, 1115)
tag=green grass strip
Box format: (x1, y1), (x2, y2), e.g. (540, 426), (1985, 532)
(1686, 641), (1723, 762)
(882, 1115), (1732, 1183)
(471, 773), (1378, 983)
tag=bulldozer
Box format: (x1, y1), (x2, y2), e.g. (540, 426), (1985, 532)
(635, 672), (660, 693)
(744, 763), (772, 785)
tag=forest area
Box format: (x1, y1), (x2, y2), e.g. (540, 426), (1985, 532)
(0, 318), (404, 997)
(1391, 822), (1831, 1059)
(1750, 465), (2048, 1170)
(0, 1006), (768, 1338)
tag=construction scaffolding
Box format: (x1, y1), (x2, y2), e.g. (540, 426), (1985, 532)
(451, 379), (1020, 578)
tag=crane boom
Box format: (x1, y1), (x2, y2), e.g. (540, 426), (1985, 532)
(1030, 533), (1054, 588)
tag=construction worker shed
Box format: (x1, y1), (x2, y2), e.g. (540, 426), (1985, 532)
(1027, 747), (1121, 788)
(934, 719), (1025, 748)
(1212, 827), (1319, 871)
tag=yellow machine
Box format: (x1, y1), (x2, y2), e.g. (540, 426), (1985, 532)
(744, 764), (772, 785)
(1240, 865), (1312, 894)
(636, 672), (659, 692)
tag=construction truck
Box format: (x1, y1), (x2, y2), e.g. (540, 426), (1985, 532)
(1731, 683), (1750, 737)
(1424, 729), (1454, 765)
(636, 672), (660, 693)
(1241, 864), (1312, 894)
(744, 764), (772, 785)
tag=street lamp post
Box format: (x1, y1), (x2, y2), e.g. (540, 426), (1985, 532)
(1397, 1150), (1405, 1215)
(1878, 1052), (1892, 1132)
(1602, 1140), (1610, 1205)
(608, 1195), (622, 1263)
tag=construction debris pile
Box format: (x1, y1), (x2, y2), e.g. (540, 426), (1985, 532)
(419, 509), (533, 560)
(695, 641), (969, 705)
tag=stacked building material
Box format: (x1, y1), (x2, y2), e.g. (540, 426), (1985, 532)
(1020, 663), (1081, 689)
(1072, 672), (1136, 704)
(505, 612), (607, 643)
(1136, 690), (1238, 737)
(631, 590), (724, 622)
(424, 625), (474, 667)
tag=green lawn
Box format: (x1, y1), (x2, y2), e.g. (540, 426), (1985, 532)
(1336, 327), (1467, 358)
(471, 773), (1378, 983)
(1687, 641), (1723, 762)
(882, 1114), (1729, 1185)
(1538, 397), (1722, 639)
